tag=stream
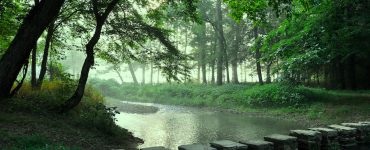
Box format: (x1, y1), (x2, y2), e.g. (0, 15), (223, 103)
(114, 100), (307, 149)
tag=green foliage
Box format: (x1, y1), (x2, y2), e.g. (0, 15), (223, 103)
(0, 0), (26, 55)
(245, 83), (307, 107)
(91, 79), (307, 108)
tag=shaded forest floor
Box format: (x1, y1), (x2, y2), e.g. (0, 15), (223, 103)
(92, 82), (370, 127)
(0, 82), (142, 150)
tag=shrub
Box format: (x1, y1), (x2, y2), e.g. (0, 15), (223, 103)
(245, 83), (307, 107)
(6, 81), (125, 136)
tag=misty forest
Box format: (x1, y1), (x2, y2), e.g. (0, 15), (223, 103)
(0, 0), (370, 149)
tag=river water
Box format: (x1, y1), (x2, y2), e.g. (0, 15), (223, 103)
(115, 101), (307, 149)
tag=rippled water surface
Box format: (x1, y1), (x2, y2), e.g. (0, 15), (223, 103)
(115, 101), (307, 149)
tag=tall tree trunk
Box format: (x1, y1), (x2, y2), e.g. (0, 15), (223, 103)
(348, 54), (357, 90)
(31, 44), (37, 88)
(37, 21), (55, 88)
(338, 58), (346, 89)
(231, 23), (241, 84)
(114, 67), (124, 85)
(157, 69), (160, 84)
(199, 24), (207, 84)
(150, 62), (153, 84)
(224, 52), (230, 83)
(49, 60), (54, 81)
(216, 0), (225, 85)
(128, 62), (138, 84)
(211, 36), (216, 84)
(324, 65), (329, 88)
(0, 0), (65, 99)
(197, 64), (201, 82)
(254, 27), (263, 85)
(10, 60), (29, 97)
(240, 62), (243, 83)
(184, 26), (189, 82)
(266, 61), (272, 83)
(316, 70), (320, 86)
(142, 64), (146, 85)
(60, 0), (119, 113)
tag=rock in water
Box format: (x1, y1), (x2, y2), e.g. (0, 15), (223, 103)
(309, 127), (340, 150)
(341, 122), (369, 144)
(328, 124), (357, 148)
(210, 140), (248, 150)
(239, 140), (273, 150)
(140, 146), (168, 150)
(178, 143), (216, 150)
(264, 134), (298, 150)
(289, 130), (322, 150)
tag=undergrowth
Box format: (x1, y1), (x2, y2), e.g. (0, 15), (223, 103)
(0, 81), (141, 149)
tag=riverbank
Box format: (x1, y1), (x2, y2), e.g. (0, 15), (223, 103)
(91, 81), (370, 127)
(0, 82), (142, 149)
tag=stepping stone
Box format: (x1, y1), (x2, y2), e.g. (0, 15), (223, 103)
(328, 125), (357, 148)
(358, 122), (370, 143)
(239, 140), (273, 150)
(178, 143), (216, 150)
(309, 128), (338, 137)
(264, 134), (297, 150)
(140, 146), (167, 150)
(359, 121), (370, 125)
(328, 125), (357, 136)
(341, 123), (369, 143)
(289, 130), (322, 150)
(290, 130), (322, 141)
(309, 128), (340, 150)
(210, 140), (248, 150)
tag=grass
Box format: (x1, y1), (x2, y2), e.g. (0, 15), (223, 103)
(91, 79), (370, 126)
(0, 81), (142, 149)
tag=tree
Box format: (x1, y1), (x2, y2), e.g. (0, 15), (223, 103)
(128, 62), (139, 84)
(60, 0), (120, 113)
(230, 22), (242, 84)
(254, 27), (264, 85)
(0, 0), (65, 99)
(215, 0), (226, 85)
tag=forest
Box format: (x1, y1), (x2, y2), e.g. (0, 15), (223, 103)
(0, 0), (369, 149)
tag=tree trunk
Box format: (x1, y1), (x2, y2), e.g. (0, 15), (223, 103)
(142, 64), (146, 85)
(49, 60), (54, 81)
(231, 23), (241, 84)
(150, 62), (153, 84)
(114, 67), (124, 85)
(199, 24), (207, 84)
(31, 44), (37, 88)
(128, 62), (138, 84)
(316, 70), (320, 86)
(338, 58), (346, 89)
(157, 69), (160, 84)
(254, 27), (263, 85)
(216, 0), (225, 85)
(211, 36), (216, 84)
(0, 0), (65, 99)
(224, 52), (230, 83)
(10, 60), (29, 97)
(60, 0), (119, 113)
(197, 64), (201, 82)
(266, 62), (272, 83)
(348, 54), (357, 90)
(37, 21), (55, 88)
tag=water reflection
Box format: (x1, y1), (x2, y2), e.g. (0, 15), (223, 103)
(115, 101), (305, 149)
